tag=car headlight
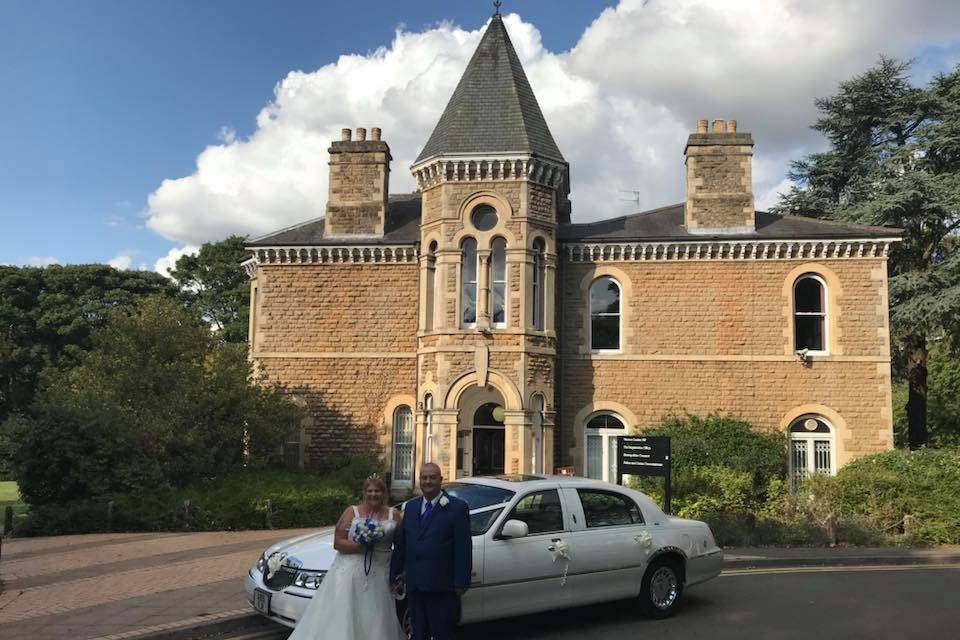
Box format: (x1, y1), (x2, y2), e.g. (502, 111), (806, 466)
(255, 554), (267, 574)
(293, 570), (327, 590)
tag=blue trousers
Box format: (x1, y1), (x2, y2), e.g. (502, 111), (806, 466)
(407, 590), (459, 640)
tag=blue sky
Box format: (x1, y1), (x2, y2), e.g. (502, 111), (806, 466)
(1, 0), (957, 272)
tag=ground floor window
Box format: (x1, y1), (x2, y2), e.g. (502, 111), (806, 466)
(282, 428), (301, 468)
(584, 412), (626, 482)
(393, 406), (414, 483)
(789, 416), (835, 481)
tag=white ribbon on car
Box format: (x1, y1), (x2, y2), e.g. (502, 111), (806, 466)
(550, 540), (570, 587)
(634, 531), (653, 554)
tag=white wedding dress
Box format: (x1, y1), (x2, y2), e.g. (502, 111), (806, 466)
(289, 506), (406, 640)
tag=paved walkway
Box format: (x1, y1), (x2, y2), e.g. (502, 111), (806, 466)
(1, 532), (958, 640)
(0, 529), (314, 640)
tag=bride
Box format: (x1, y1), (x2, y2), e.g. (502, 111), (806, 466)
(288, 474), (406, 640)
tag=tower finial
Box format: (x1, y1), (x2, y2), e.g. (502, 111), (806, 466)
(493, 0), (502, 16)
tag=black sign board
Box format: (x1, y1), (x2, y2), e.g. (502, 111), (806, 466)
(617, 436), (672, 514)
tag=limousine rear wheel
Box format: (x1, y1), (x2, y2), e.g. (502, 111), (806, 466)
(638, 557), (683, 619)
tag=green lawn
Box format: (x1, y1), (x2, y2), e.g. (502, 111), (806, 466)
(0, 481), (27, 522)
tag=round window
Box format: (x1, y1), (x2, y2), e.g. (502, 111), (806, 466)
(471, 205), (498, 231)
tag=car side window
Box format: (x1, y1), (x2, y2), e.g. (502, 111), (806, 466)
(504, 489), (564, 535)
(577, 489), (644, 527)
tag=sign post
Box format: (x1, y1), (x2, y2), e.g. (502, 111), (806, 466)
(616, 436), (672, 514)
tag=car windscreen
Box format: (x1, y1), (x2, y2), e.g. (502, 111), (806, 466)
(443, 482), (515, 510)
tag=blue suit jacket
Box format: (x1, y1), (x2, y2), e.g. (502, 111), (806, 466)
(390, 492), (472, 592)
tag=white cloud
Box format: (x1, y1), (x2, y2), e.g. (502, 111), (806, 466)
(154, 245), (200, 279)
(146, 1), (960, 243)
(108, 253), (134, 270)
(23, 256), (59, 267)
(217, 126), (237, 144)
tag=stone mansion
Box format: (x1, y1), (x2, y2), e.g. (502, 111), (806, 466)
(244, 14), (900, 494)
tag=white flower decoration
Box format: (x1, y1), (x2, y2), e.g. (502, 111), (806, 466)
(634, 531), (653, 549)
(439, 495), (450, 508)
(266, 552), (287, 580)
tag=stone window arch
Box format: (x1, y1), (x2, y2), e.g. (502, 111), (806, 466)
(794, 274), (828, 354)
(788, 415), (836, 480)
(461, 237), (478, 328)
(590, 276), (621, 351)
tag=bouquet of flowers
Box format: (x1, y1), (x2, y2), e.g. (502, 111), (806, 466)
(350, 518), (387, 547)
(351, 517), (387, 575)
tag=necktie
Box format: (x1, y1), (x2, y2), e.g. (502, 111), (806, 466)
(423, 499), (433, 519)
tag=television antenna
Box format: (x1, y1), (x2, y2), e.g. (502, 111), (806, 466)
(619, 190), (641, 208)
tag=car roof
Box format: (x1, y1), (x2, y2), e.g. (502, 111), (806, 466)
(446, 475), (669, 522)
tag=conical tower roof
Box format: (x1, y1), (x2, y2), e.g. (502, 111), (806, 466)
(414, 14), (565, 165)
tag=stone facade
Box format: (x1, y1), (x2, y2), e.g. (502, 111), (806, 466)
(245, 16), (899, 494)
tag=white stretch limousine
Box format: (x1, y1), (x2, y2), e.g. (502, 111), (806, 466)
(245, 475), (723, 629)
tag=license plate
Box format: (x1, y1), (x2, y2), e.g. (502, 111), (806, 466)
(253, 588), (271, 615)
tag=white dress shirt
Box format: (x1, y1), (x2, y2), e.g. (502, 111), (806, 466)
(420, 493), (441, 516)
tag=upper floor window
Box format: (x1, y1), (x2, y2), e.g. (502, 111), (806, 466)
(392, 406), (414, 483)
(532, 238), (545, 330)
(461, 238), (477, 327)
(491, 237), (507, 327)
(423, 394), (434, 464)
(425, 241), (438, 331)
(794, 274), (827, 353)
(789, 416), (835, 480)
(590, 277), (621, 350)
(471, 204), (499, 231)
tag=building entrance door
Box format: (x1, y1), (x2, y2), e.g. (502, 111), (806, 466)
(472, 427), (505, 476)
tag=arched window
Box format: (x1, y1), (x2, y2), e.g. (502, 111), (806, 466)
(532, 238), (545, 330)
(789, 415), (835, 480)
(532, 394), (545, 474)
(461, 238), (477, 327)
(794, 275), (827, 353)
(392, 406), (414, 483)
(491, 237), (507, 327)
(590, 277), (621, 350)
(425, 241), (437, 331)
(423, 394), (434, 464)
(584, 412), (626, 481)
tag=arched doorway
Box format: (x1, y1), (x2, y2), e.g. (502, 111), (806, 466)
(457, 384), (506, 477)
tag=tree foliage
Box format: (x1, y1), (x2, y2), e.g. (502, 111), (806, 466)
(169, 235), (251, 343)
(0, 264), (174, 422)
(0, 296), (303, 506)
(775, 58), (960, 448)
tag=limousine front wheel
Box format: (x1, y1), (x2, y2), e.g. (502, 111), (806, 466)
(638, 557), (683, 619)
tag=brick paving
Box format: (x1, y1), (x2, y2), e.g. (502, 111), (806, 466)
(0, 529), (314, 640)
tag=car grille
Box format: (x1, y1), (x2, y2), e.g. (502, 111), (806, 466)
(263, 564), (297, 591)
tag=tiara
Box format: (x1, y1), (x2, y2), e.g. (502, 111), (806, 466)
(367, 473), (382, 480)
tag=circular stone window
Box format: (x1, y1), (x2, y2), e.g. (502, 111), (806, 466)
(471, 204), (499, 231)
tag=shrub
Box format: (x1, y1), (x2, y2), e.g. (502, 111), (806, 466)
(12, 458), (386, 537)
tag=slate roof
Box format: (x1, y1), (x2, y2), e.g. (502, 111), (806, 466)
(246, 193), (422, 247)
(558, 204), (902, 242)
(414, 14), (565, 165)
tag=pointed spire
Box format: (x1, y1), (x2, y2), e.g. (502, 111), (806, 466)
(414, 14), (565, 165)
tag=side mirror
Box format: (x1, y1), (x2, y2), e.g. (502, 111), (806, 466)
(500, 519), (529, 539)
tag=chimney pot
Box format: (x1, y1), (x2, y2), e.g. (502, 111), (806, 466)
(356, 127), (367, 141)
(371, 127), (382, 141)
(726, 119), (737, 133)
(697, 119), (708, 134)
(712, 119), (725, 133)
(341, 128), (351, 141)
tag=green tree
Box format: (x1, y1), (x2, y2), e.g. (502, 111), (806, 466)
(775, 58), (960, 448)
(169, 235), (251, 343)
(0, 296), (303, 506)
(0, 264), (174, 422)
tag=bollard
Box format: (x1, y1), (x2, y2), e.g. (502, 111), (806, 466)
(3, 505), (13, 536)
(183, 499), (191, 529)
(265, 499), (274, 530)
(825, 514), (837, 546)
(903, 514), (914, 536)
(107, 500), (114, 529)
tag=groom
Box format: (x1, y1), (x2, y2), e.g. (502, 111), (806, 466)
(391, 462), (472, 640)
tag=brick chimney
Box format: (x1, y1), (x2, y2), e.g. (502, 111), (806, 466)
(684, 118), (755, 234)
(324, 127), (391, 237)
